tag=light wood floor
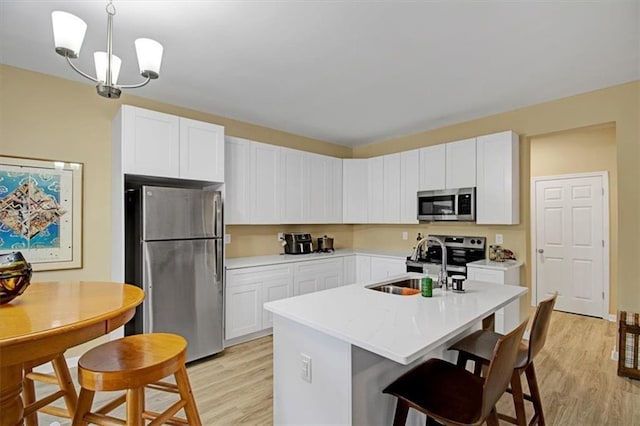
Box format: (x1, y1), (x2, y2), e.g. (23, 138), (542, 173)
(35, 311), (640, 425)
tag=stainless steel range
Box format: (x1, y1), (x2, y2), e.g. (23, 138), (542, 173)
(406, 235), (486, 277)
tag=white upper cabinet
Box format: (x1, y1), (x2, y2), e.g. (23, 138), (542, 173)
(251, 141), (280, 224)
(118, 105), (224, 181)
(476, 131), (519, 225)
(280, 147), (306, 224)
(400, 150), (420, 224)
(179, 117), (225, 182)
(419, 144), (446, 190)
(343, 159), (369, 224)
(225, 137), (251, 225)
(306, 153), (343, 224)
(121, 106), (180, 178)
(419, 138), (476, 191)
(383, 153), (401, 223)
(367, 156), (385, 223)
(445, 137), (476, 189)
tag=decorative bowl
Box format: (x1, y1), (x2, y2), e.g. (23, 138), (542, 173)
(0, 251), (33, 305)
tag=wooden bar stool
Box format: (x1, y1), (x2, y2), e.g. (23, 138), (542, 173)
(22, 353), (78, 426)
(72, 333), (202, 426)
(449, 293), (557, 426)
(383, 320), (528, 426)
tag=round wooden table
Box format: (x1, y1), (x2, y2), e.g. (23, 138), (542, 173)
(0, 281), (144, 426)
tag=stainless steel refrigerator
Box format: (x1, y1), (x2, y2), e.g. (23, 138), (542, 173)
(125, 185), (223, 362)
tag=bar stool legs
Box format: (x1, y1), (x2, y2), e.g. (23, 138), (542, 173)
(22, 353), (78, 425)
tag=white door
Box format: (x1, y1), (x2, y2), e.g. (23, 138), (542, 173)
(534, 174), (607, 317)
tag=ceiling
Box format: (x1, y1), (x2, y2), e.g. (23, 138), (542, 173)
(1, 1), (638, 147)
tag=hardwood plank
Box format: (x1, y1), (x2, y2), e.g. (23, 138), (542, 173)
(35, 311), (640, 425)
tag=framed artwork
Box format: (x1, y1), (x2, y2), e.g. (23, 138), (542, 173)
(0, 155), (83, 271)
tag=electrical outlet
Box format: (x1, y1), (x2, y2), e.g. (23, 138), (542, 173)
(402, 231), (408, 240)
(224, 234), (231, 244)
(278, 232), (284, 241)
(300, 353), (312, 383)
(495, 234), (503, 244)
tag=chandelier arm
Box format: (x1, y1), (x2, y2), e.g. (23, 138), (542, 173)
(65, 55), (99, 83)
(117, 75), (152, 89)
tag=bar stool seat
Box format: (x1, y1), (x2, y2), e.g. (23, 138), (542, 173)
(384, 321), (528, 426)
(22, 353), (78, 426)
(72, 333), (201, 426)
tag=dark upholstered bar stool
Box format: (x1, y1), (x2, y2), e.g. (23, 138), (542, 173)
(450, 293), (557, 426)
(22, 353), (78, 426)
(72, 333), (201, 426)
(383, 320), (528, 426)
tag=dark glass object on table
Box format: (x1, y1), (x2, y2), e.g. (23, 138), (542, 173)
(0, 251), (33, 304)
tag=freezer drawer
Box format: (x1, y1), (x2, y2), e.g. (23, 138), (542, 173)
(142, 238), (223, 361)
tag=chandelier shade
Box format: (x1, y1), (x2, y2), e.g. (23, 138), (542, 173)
(51, 1), (163, 99)
(135, 38), (163, 79)
(94, 52), (122, 84)
(51, 11), (87, 58)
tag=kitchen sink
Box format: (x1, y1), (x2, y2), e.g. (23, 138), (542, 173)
(367, 278), (423, 296)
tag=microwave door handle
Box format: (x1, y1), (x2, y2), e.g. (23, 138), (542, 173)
(453, 193), (459, 215)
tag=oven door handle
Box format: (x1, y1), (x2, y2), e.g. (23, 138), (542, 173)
(446, 265), (466, 273)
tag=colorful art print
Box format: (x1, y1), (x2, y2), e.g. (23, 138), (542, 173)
(0, 156), (82, 271)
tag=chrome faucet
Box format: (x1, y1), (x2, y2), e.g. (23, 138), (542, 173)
(411, 236), (448, 288)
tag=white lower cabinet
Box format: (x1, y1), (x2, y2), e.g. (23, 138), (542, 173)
(466, 264), (522, 334)
(225, 264), (293, 340)
(370, 256), (406, 280)
(293, 258), (344, 296)
(226, 254), (407, 341)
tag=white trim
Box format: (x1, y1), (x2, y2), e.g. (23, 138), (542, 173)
(530, 171), (610, 319)
(609, 314), (617, 322)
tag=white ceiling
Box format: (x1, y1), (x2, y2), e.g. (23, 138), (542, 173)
(1, 1), (639, 147)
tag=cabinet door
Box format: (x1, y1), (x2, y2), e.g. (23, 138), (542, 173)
(367, 156), (385, 223)
(419, 144), (446, 190)
(343, 159), (369, 223)
(328, 157), (343, 223)
(306, 153), (328, 223)
(225, 137), (251, 224)
(343, 255), (356, 285)
(445, 137), (476, 189)
(251, 142), (280, 224)
(122, 105), (180, 178)
(400, 150), (420, 224)
(476, 131), (520, 225)
(225, 283), (262, 340)
(280, 148), (306, 224)
(262, 278), (293, 329)
(370, 257), (406, 280)
(179, 118), (225, 182)
(383, 153), (401, 223)
(318, 258), (344, 291)
(294, 275), (319, 296)
(355, 255), (371, 282)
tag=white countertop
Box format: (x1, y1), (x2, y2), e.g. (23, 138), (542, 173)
(264, 273), (527, 365)
(466, 259), (523, 270)
(226, 248), (409, 269)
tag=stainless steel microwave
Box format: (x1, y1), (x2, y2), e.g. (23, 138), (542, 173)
(417, 187), (475, 222)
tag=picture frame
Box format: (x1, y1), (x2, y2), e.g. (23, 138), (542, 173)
(0, 155), (83, 271)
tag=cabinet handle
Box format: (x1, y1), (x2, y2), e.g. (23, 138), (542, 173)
(537, 249), (544, 254)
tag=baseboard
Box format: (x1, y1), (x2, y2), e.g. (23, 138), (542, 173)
(33, 355), (79, 374)
(224, 328), (273, 348)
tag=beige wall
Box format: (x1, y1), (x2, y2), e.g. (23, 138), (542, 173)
(530, 124), (618, 313)
(1, 64), (638, 321)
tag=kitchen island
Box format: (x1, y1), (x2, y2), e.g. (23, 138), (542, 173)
(264, 273), (527, 426)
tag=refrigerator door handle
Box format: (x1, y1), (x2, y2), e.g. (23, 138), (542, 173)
(214, 192), (223, 237)
(143, 244), (154, 333)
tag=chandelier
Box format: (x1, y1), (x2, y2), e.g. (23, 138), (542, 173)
(51, 1), (163, 99)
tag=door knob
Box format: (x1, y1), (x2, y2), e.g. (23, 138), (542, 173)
(537, 249), (544, 254)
